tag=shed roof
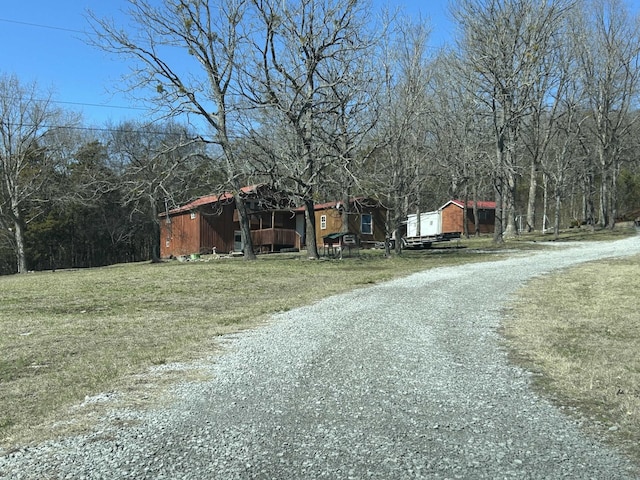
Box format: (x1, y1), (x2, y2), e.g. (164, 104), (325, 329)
(445, 199), (496, 210)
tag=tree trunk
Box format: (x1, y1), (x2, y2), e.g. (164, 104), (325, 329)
(304, 199), (319, 259)
(341, 193), (350, 233)
(609, 161), (618, 229)
(472, 182), (480, 237)
(584, 171), (596, 226)
(13, 216), (27, 274)
(150, 199), (161, 263)
(462, 187), (469, 239)
(554, 188), (561, 240)
(600, 169), (608, 228)
(383, 208), (394, 258)
(526, 159), (538, 231)
(393, 227), (402, 254)
(542, 172), (549, 235)
(234, 193), (257, 260)
(504, 168), (518, 237)
(472, 199), (480, 237)
(598, 143), (610, 228)
(493, 174), (504, 244)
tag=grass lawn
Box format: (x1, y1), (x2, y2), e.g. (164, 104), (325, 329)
(0, 224), (637, 452)
(503, 251), (640, 462)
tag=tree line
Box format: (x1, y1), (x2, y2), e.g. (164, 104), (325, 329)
(2, 0), (640, 273)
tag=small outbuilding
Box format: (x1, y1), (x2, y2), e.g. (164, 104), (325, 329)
(441, 199), (496, 235)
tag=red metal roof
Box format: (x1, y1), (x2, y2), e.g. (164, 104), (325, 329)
(166, 191), (379, 216)
(164, 185), (259, 215)
(447, 199), (496, 210)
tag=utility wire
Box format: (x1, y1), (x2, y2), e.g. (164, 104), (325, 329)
(0, 95), (149, 112)
(0, 17), (87, 35)
(3, 121), (221, 137)
(0, 17), (146, 113)
(53, 99), (148, 111)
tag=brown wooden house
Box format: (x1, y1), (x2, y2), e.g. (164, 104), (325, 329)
(309, 198), (387, 250)
(160, 189), (388, 258)
(159, 186), (300, 257)
(441, 199), (496, 235)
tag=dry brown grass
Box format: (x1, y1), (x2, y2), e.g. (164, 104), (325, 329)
(0, 245), (499, 450)
(1, 225), (636, 452)
(503, 254), (640, 461)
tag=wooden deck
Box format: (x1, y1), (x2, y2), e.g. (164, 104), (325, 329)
(251, 228), (299, 252)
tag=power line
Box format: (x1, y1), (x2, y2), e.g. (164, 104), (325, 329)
(0, 17), (86, 35)
(0, 17), (142, 114)
(0, 17), (176, 116)
(0, 95), (149, 111)
(4, 121), (218, 138)
(53, 99), (149, 111)
(0, 94), (152, 114)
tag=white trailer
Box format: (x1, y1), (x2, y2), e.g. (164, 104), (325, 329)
(403, 210), (460, 248)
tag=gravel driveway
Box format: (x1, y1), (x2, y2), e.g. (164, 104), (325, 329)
(2, 236), (640, 479)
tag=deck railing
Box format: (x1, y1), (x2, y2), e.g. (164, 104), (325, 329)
(250, 228), (298, 249)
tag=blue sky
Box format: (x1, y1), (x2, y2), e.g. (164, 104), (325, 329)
(0, 1), (453, 126)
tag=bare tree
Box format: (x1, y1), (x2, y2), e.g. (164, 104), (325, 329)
(369, 17), (433, 256)
(242, 0), (375, 259)
(570, 0), (640, 228)
(453, 0), (573, 242)
(0, 74), (72, 273)
(89, 0), (259, 259)
(519, 17), (571, 231)
(541, 69), (586, 238)
(518, 5), (578, 232)
(427, 50), (493, 237)
(317, 40), (382, 236)
(108, 121), (206, 262)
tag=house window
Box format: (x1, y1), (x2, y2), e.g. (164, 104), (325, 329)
(361, 214), (373, 235)
(320, 214), (327, 230)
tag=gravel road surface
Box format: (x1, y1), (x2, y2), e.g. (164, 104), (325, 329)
(2, 236), (640, 479)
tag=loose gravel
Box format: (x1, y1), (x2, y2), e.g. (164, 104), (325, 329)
(2, 236), (640, 479)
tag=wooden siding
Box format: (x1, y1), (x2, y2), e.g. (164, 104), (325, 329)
(317, 208), (344, 238)
(161, 193), (386, 257)
(441, 204), (464, 234)
(160, 211), (200, 257)
(160, 203), (237, 257)
(161, 201), (300, 257)
(315, 205), (386, 248)
(440, 203), (495, 235)
(199, 203), (236, 253)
